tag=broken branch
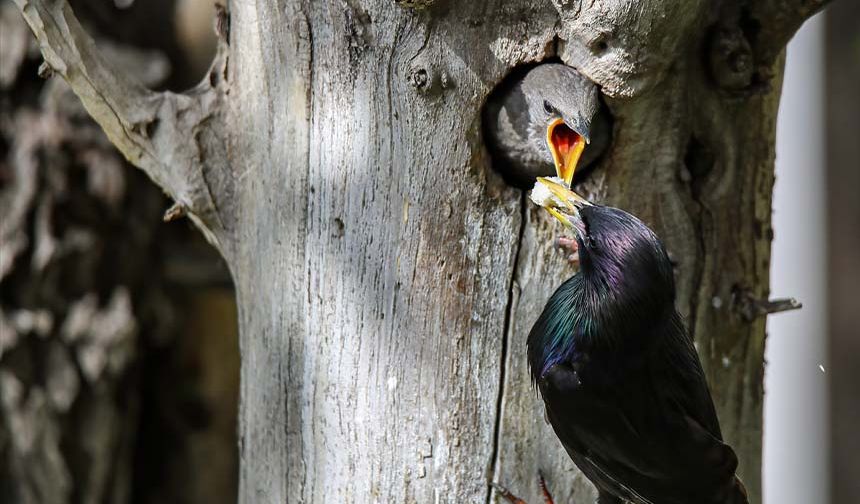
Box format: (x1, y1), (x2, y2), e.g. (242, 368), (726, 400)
(736, 291), (803, 322)
(14, 0), (232, 253)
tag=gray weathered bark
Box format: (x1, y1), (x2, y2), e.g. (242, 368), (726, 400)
(13, 0), (829, 502)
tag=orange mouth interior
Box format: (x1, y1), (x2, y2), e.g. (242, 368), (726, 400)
(547, 118), (586, 186)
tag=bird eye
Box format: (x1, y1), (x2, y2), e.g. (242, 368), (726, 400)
(543, 100), (555, 115)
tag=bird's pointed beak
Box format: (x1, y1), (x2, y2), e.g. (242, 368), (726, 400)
(529, 177), (591, 229)
(546, 118), (587, 187)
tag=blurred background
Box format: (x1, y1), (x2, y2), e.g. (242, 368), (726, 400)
(0, 2), (856, 504)
(766, 4), (859, 504)
(1, 1), (238, 503)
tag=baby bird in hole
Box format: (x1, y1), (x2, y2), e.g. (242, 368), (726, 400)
(482, 63), (610, 189)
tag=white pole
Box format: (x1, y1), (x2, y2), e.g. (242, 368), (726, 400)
(764, 12), (829, 504)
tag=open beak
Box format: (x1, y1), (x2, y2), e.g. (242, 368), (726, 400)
(546, 118), (587, 187)
(529, 176), (591, 228)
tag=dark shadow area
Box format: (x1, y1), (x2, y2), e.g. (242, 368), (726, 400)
(132, 231), (238, 504)
(69, 0), (219, 91)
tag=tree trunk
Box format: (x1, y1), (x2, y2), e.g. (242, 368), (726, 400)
(13, 0), (829, 502)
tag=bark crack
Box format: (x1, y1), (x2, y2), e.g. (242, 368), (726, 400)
(686, 218), (707, 344)
(486, 191), (528, 503)
(299, 3), (315, 501)
(681, 135), (712, 345)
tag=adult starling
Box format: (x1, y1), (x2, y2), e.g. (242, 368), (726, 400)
(491, 176), (749, 504)
(483, 63), (610, 188)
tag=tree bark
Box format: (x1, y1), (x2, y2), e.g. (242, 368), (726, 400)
(13, 0), (829, 502)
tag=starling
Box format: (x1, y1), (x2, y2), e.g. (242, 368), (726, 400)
(491, 177), (749, 504)
(483, 63), (610, 188)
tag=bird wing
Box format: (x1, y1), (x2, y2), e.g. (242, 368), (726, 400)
(540, 364), (665, 503)
(660, 312), (724, 440)
(540, 317), (746, 504)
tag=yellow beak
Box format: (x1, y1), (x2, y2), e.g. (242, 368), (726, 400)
(535, 177), (590, 207)
(531, 177), (591, 228)
(546, 118), (587, 186)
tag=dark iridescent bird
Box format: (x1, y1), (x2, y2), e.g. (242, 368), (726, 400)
(519, 178), (749, 504)
(483, 63), (610, 188)
(488, 115), (748, 503)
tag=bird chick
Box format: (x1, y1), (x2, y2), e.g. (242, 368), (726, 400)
(483, 63), (610, 188)
(491, 177), (750, 504)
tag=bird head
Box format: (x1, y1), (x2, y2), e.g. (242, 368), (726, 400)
(530, 177), (676, 317)
(521, 64), (599, 185)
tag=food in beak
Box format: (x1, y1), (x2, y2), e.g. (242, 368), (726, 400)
(546, 118), (586, 187)
(529, 176), (591, 228)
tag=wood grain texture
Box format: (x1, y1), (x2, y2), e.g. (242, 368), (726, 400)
(15, 0), (830, 501)
(227, 3), (534, 501)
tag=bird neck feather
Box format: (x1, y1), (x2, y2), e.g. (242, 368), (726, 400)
(527, 265), (674, 383)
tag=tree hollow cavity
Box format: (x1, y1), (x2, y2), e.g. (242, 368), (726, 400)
(481, 60), (612, 190)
